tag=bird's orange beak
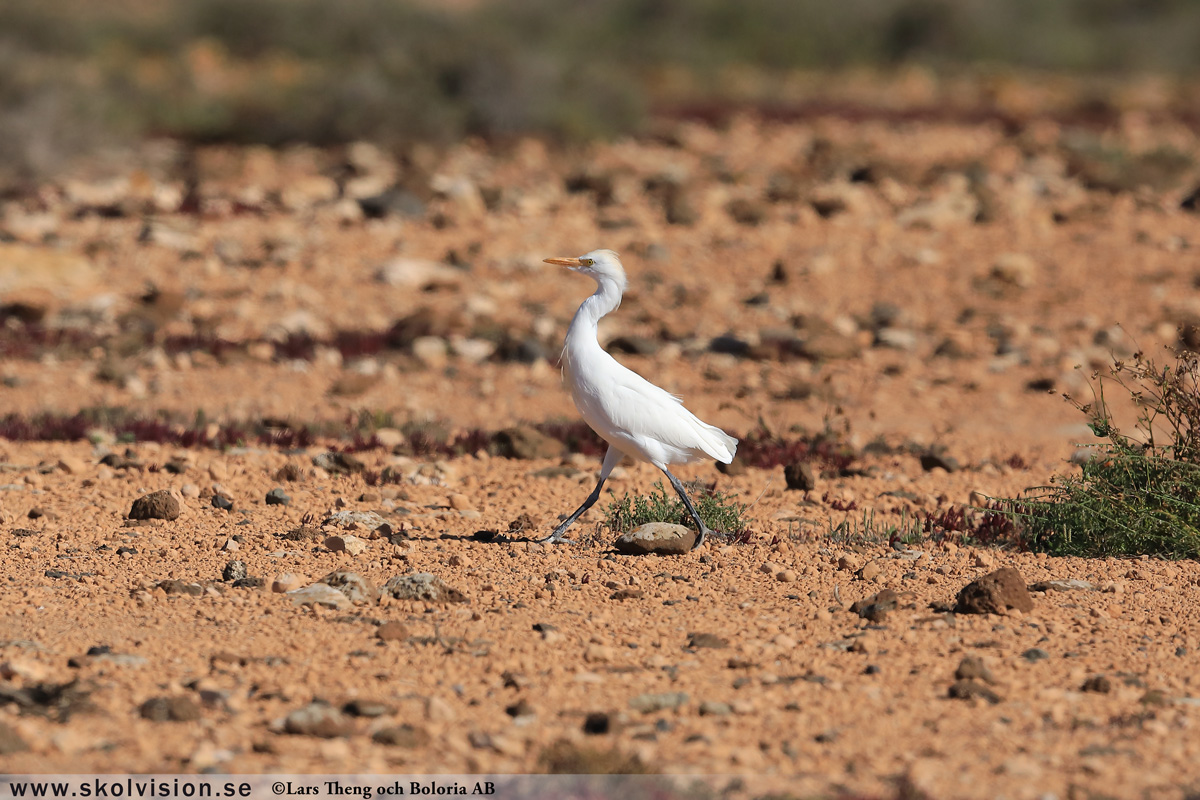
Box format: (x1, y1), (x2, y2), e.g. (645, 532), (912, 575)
(544, 257), (583, 268)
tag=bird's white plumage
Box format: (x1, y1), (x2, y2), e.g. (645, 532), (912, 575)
(554, 249), (737, 469)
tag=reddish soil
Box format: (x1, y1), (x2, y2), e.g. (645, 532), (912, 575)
(2, 106), (1200, 798)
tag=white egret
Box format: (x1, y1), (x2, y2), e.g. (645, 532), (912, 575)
(542, 249), (738, 549)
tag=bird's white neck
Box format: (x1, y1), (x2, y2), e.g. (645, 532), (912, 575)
(571, 280), (623, 331)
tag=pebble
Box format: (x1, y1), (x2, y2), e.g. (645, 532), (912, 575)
(324, 535), (368, 556)
(859, 561), (884, 582)
(955, 656), (996, 684)
(629, 691), (688, 713)
(783, 462), (816, 491)
(222, 560), (248, 582)
(265, 488), (291, 506)
(948, 679), (1002, 704)
(139, 696), (202, 722)
(699, 701), (733, 716)
(271, 573), (304, 593)
(372, 724), (430, 747)
(687, 632), (728, 649)
(283, 702), (354, 738)
(0, 722), (29, 755)
(376, 621), (408, 642)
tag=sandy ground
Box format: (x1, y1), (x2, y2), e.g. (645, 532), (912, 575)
(3, 104), (1200, 798)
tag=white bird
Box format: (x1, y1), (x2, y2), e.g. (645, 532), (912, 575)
(542, 249), (738, 549)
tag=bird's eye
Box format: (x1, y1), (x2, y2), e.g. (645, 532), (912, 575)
(578, 258), (593, 267)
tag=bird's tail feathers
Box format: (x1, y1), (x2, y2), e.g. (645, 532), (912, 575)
(697, 422), (738, 464)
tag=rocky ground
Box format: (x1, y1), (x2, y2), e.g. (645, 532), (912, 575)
(3, 99), (1200, 798)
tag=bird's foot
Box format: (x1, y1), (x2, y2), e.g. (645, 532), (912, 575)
(691, 527), (717, 551)
(540, 529), (574, 545)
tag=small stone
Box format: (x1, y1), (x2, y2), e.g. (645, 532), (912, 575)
(858, 561), (884, 582)
(1081, 675), (1112, 694)
(505, 699), (535, 718)
(311, 452), (365, 475)
(283, 702), (354, 738)
(614, 523), (697, 556)
(287, 584), (351, 610)
(0, 722), (29, 755)
(57, 457), (87, 475)
(1022, 648), (1050, 662)
(493, 426), (563, 459)
(265, 488), (291, 506)
(411, 336), (448, 368)
(383, 573), (467, 603)
(448, 493), (473, 511)
(342, 699), (394, 718)
(948, 679), (1002, 704)
(699, 701), (733, 716)
(156, 580), (204, 597)
(323, 510), (390, 532)
(849, 589), (901, 621)
(629, 692), (688, 713)
(128, 490), (180, 521)
(990, 253), (1037, 288)
(140, 696), (202, 722)
(687, 632), (728, 649)
(222, 560), (248, 582)
(212, 494), (234, 511)
(376, 621), (409, 642)
(956, 568), (1034, 615)
(582, 712), (611, 735)
(919, 452), (960, 473)
(372, 724), (430, 747)
(324, 535), (368, 556)
(783, 462), (816, 491)
(0, 658), (49, 682)
(271, 573), (304, 593)
(1140, 689), (1170, 707)
(776, 569), (798, 583)
(955, 656), (996, 684)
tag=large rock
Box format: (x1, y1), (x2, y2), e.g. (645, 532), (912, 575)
(323, 510), (390, 533)
(956, 568), (1034, 615)
(318, 570), (380, 604)
(494, 426), (563, 459)
(128, 490), (181, 521)
(384, 573), (467, 604)
(614, 523), (696, 555)
(287, 584), (351, 610)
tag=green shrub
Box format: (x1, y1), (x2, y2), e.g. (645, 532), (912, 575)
(995, 349), (1200, 558)
(605, 480), (750, 537)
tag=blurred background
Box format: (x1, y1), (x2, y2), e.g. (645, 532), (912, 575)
(4, 0), (1200, 181)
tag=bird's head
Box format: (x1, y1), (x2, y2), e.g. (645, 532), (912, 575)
(544, 249), (627, 293)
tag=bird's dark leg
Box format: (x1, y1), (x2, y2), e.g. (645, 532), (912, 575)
(543, 445), (623, 544)
(661, 467), (714, 550)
